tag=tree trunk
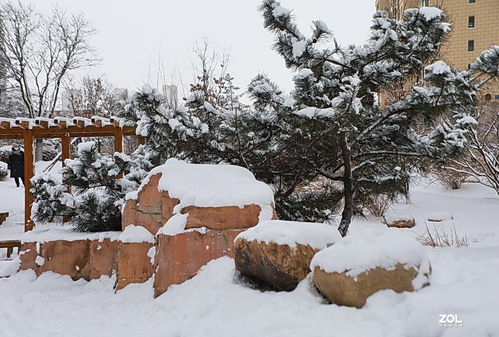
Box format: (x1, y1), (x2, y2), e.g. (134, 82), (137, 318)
(338, 136), (353, 237)
(34, 139), (43, 162)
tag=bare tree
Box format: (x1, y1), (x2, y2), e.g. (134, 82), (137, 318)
(0, 1), (99, 118)
(63, 76), (121, 117)
(447, 103), (499, 195)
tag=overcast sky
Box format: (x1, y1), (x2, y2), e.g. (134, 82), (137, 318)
(27, 0), (375, 95)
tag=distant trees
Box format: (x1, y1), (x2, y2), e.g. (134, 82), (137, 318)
(63, 76), (125, 117)
(0, 1), (98, 118)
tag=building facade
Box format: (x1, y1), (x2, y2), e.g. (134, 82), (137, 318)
(376, 0), (499, 100)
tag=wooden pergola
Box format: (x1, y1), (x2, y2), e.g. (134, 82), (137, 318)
(0, 116), (137, 232)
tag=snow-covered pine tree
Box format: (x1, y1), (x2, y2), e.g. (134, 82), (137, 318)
(259, 0), (499, 236)
(31, 141), (141, 232)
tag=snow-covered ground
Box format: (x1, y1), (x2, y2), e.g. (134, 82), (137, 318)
(0, 175), (498, 337)
(0, 161), (65, 244)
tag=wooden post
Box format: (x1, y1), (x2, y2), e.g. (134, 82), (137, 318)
(114, 128), (124, 178)
(61, 133), (70, 167)
(61, 133), (72, 223)
(114, 128), (123, 154)
(24, 130), (35, 232)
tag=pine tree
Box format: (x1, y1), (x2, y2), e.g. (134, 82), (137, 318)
(31, 141), (141, 232)
(258, 0), (499, 236)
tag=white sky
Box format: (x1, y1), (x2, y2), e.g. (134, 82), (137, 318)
(27, 0), (375, 96)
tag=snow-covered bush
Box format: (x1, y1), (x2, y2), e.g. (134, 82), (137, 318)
(0, 162), (8, 180)
(31, 141), (147, 232)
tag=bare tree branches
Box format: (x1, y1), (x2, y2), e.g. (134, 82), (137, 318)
(447, 104), (499, 194)
(0, 1), (99, 117)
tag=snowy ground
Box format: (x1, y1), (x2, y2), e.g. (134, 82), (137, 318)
(0, 161), (65, 245)
(0, 174), (498, 337)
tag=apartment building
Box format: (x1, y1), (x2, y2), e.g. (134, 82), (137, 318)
(376, 0), (499, 100)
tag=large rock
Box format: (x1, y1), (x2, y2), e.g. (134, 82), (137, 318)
(313, 263), (427, 308)
(115, 226), (156, 290)
(122, 159), (276, 235)
(385, 217), (416, 228)
(181, 205), (262, 230)
(88, 239), (120, 280)
(37, 239), (90, 279)
(18, 230), (121, 280)
(311, 228), (431, 308)
(19, 242), (38, 272)
(122, 174), (180, 235)
(153, 229), (242, 297)
(234, 220), (342, 291)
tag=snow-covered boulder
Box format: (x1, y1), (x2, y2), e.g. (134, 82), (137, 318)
(115, 225), (155, 290)
(153, 227), (242, 297)
(384, 216), (415, 228)
(311, 228), (431, 308)
(234, 220), (341, 291)
(122, 159), (275, 235)
(19, 229), (121, 281)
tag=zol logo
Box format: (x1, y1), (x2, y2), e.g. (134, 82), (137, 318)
(439, 314), (464, 327)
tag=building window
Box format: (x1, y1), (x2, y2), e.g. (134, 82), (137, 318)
(468, 16), (475, 28)
(469, 0), (476, 3)
(468, 40), (475, 52)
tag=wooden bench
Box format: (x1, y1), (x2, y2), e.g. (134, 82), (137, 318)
(0, 240), (21, 258)
(0, 212), (9, 225)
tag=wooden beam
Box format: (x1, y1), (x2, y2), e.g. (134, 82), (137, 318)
(61, 133), (70, 166)
(23, 129), (35, 232)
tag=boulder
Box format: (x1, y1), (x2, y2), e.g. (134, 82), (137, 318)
(18, 230), (121, 280)
(181, 204), (262, 230)
(88, 239), (120, 280)
(311, 228), (431, 308)
(115, 226), (156, 290)
(385, 218), (415, 228)
(313, 263), (428, 308)
(234, 220), (342, 291)
(36, 240), (90, 280)
(153, 229), (242, 297)
(122, 159), (275, 236)
(19, 242), (38, 272)
(115, 242), (154, 290)
(122, 174), (180, 235)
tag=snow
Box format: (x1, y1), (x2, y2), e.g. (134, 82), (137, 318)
(292, 39), (307, 58)
(1, 173), (499, 335)
(0, 257), (20, 277)
(156, 213), (188, 236)
(271, 5), (290, 18)
(119, 225), (155, 244)
(128, 159), (275, 218)
(1, 252), (499, 337)
(21, 228), (121, 244)
(0, 161), (63, 242)
(35, 256), (45, 266)
(417, 7), (444, 21)
(147, 247), (156, 265)
(310, 227), (429, 279)
(294, 107), (337, 119)
(237, 220), (341, 250)
(425, 60), (451, 75)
